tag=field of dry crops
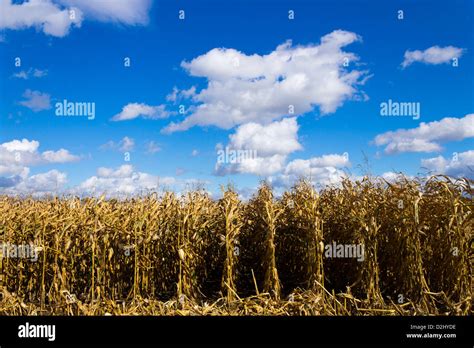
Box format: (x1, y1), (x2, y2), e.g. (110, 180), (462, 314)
(0, 176), (472, 316)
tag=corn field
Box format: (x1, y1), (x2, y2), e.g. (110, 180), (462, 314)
(0, 176), (472, 315)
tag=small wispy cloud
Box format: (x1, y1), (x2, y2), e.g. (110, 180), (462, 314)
(18, 89), (51, 112)
(146, 141), (161, 154)
(111, 103), (175, 121)
(100, 137), (135, 152)
(401, 45), (464, 68)
(12, 68), (48, 80)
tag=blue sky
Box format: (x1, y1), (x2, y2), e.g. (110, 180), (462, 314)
(1, 0), (473, 197)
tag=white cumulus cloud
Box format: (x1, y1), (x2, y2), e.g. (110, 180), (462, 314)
(0, 169), (67, 195)
(1, 138), (39, 153)
(0, 139), (79, 171)
(0, 139), (79, 192)
(0, 0), (83, 37)
(373, 114), (474, 154)
(421, 150), (474, 178)
(18, 169), (67, 192)
(163, 30), (369, 133)
(215, 117), (302, 176)
(41, 149), (80, 163)
(74, 165), (201, 197)
(0, 0), (151, 38)
(269, 153), (351, 188)
(58, 0), (151, 25)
